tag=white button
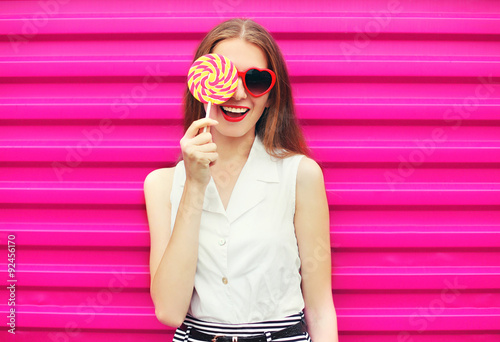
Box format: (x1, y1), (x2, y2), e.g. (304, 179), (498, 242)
(222, 277), (228, 285)
(219, 238), (226, 246)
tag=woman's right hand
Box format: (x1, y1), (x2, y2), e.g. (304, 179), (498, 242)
(180, 118), (219, 189)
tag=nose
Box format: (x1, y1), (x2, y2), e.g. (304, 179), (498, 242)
(232, 76), (247, 100)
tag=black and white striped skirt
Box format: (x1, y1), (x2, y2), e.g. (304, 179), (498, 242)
(172, 311), (312, 342)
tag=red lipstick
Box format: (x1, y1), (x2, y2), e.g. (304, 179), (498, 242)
(220, 105), (250, 122)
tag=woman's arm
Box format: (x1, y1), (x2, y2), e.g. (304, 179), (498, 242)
(144, 168), (206, 327)
(145, 118), (219, 327)
(294, 156), (339, 342)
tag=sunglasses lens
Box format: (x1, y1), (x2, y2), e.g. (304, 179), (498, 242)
(245, 69), (273, 95)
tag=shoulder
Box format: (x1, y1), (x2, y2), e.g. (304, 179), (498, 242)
(144, 167), (176, 186)
(143, 167), (177, 199)
(295, 156), (326, 209)
(296, 156), (324, 187)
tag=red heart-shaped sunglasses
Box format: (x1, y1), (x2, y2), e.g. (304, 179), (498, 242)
(236, 67), (276, 97)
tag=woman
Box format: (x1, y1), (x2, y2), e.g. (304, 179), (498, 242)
(144, 18), (339, 342)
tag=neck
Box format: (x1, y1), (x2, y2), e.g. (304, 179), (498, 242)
(211, 129), (256, 164)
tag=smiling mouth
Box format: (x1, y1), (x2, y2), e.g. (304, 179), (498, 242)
(220, 106), (250, 122)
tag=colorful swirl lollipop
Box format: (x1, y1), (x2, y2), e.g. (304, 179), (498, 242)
(187, 53), (239, 131)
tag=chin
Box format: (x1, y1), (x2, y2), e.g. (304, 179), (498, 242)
(213, 125), (247, 138)
(211, 108), (263, 138)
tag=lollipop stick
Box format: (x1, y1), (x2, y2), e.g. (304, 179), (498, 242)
(203, 101), (212, 133)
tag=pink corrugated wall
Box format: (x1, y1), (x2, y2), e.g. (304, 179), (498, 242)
(1, 0), (500, 341)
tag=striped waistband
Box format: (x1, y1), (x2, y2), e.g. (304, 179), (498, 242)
(179, 311), (306, 337)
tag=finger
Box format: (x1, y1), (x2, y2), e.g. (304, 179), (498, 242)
(199, 119), (213, 135)
(189, 132), (213, 146)
(203, 152), (219, 165)
(195, 142), (217, 153)
(192, 151), (218, 166)
(185, 118), (219, 139)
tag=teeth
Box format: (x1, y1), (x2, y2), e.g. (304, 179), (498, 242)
(222, 106), (248, 113)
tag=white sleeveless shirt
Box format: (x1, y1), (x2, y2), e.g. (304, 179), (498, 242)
(169, 135), (306, 323)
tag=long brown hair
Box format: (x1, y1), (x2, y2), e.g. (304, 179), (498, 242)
(183, 18), (311, 159)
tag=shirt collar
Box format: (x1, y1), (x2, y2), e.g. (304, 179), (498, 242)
(251, 134), (280, 183)
(179, 135), (280, 186)
(180, 134), (280, 222)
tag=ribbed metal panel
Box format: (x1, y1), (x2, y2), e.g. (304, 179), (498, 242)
(1, 1), (499, 341)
